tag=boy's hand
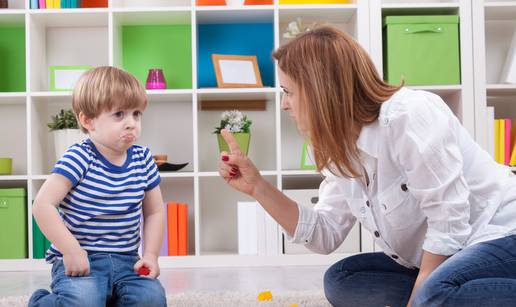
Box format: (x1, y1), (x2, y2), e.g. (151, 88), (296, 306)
(63, 249), (90, 277)
(134, 254), (160, 278)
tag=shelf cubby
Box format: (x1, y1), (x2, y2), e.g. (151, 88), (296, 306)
(278, 5), (358, 46)
(28, 11), (109, 92)
(111, 0), (190, 9)
(140, 97), (195, 173)
(113, 10), (193, 90)
(0, 13), (25, 93)
(198, 175), (276, 255)
(30, 95), (73, 175)
(0, 102), (27, 176)
(196, 9), (275, 88)
(160, 177), (196, 256)
(197, 97), (276, 172)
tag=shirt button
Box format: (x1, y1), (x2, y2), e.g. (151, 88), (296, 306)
(366, 200), (370, 207)
(401, 184), (408, 192)
(374, 231), (380, 237)
(391, 254), (399, 259)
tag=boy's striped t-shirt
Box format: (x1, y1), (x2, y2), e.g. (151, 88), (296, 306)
(46, 139), (160, 263)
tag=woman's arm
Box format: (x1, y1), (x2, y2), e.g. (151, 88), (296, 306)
(407, 250), (448, 306)
(218, 129), (299, 235)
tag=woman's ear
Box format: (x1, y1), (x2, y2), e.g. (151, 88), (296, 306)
(79, 112), (93, 132)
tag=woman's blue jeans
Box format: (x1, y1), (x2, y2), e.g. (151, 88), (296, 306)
(28, 253), (166, 307)
(324, 235), (516, 307)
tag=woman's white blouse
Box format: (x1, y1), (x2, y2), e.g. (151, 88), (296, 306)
(286, 87), (516, 268)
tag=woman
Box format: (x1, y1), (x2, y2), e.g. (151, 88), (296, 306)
(218, 26), (516, 307)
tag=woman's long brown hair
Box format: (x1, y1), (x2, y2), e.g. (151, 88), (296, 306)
(273, 26), (401, 178)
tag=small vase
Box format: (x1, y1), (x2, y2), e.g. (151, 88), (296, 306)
(146, 69), (167, 90)
(217, 133), (250, 155)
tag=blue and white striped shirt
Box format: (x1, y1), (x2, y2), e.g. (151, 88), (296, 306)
(46, 139), (160, 263)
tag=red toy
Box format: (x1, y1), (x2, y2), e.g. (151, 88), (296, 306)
(138, 266), (150, 276)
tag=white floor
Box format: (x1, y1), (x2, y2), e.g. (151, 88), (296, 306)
(0, 266), (327, 297)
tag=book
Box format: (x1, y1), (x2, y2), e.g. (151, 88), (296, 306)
(495, 119), (501, 163)
(237, 201), (258, 255)
(486, 106), (495, 158)
(237, 201), (278, 256)
(32, 218), (45, 259)
(30, 0), (38, 9)
(167, 202), (179, 256)
(39, 0), (46, 8)
(45, 0), (52, 8)
(54, 0), (61, 8)
(505, 119), (512, 165)
(160, 203), (168, 256)
(178, 203), (188, 256)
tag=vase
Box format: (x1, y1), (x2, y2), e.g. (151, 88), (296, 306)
(53, 129), (87, 162)
(217, 133), (250, 155)
(146, 68), (167, 90)
(0, 158), (12, 175)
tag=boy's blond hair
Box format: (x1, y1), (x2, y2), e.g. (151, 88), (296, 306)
(72, 66), (147, 133)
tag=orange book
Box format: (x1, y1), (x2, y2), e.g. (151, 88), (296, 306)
(196, 0), (225, 5)
(167, 202), (179, 256)
(178, 203), (188, 256)
(81, 0), (107, 7)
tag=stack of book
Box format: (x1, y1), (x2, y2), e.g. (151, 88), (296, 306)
(486, 106), (516, 166)
(30, 0), (107, 9)
(237, 201), (278, 256)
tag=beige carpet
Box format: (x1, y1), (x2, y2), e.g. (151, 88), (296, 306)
(0, 290), (331, 307)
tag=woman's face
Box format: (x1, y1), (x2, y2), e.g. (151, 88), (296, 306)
(279, 69), (304, 129)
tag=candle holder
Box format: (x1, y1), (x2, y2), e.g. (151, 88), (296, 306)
(146, 68), (167, 90)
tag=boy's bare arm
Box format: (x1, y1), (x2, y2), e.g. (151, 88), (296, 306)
(141, 185), (165, 259)
(32, 174), (89, 275)
(33, 174), (82, 254)
(135, 185), (164, 278)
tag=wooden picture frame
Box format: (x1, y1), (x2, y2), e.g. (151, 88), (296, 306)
(49, 65), (93, 91)
(212, 54), (263, 88)
(300, 141), (316, 170)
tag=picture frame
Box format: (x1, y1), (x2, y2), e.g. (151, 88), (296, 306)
(49, 65), (93, 91)
(212, 54), (263, 88)
(300, 141), (316, 170)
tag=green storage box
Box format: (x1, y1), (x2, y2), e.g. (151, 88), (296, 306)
(0, 188), (27, 259)
(383, 15), (461, 85)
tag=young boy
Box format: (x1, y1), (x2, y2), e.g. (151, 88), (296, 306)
(29, 66), (167, 307)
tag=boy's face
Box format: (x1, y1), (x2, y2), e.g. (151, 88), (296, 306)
(85, 107), (144, 154)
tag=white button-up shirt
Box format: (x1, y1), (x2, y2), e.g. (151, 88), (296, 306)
(286, 87), (516, 268)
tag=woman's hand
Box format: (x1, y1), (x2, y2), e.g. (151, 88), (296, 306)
(63, 248), (90, 277)
(218, 129), (264, 197)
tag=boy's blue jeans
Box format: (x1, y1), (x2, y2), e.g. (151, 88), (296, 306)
(324, 235), (516, 307)
(28, 253), (166, 307)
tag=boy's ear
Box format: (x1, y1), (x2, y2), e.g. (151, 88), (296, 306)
(78, 112), (93, 131)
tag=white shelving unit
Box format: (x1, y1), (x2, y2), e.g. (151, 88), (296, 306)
(473, 0), (516, 152)
(0, 0), (494, 271)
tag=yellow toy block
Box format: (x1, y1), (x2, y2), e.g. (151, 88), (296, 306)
(257, 290), (273, 301)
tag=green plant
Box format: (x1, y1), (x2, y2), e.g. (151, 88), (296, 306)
(47, 109), (79, 131)
(213, 110), (252, 134)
